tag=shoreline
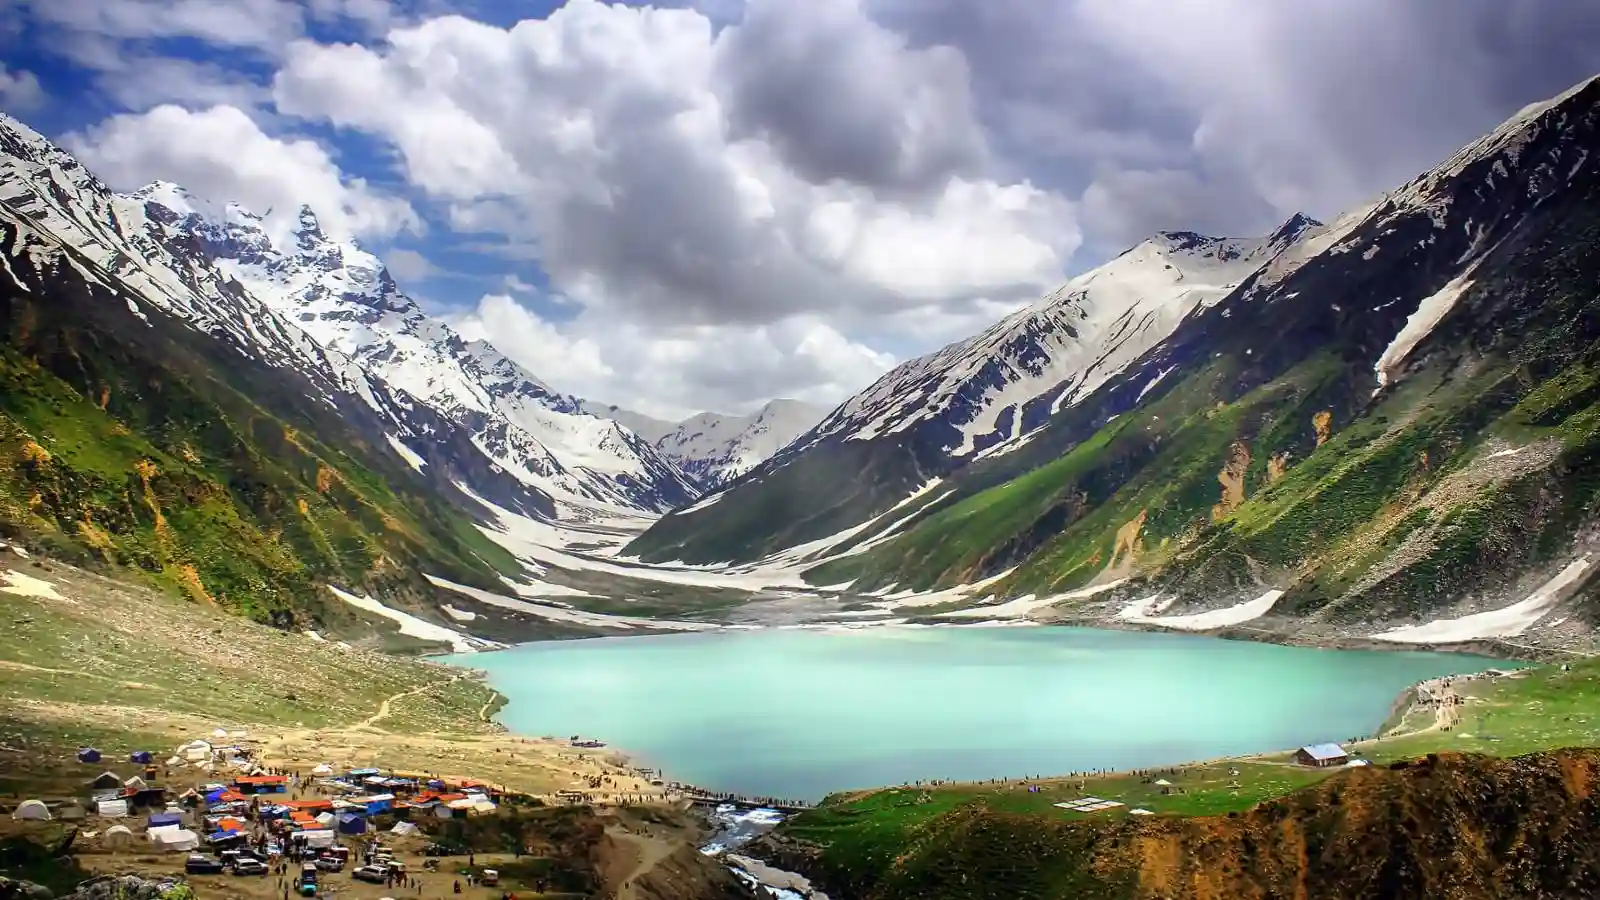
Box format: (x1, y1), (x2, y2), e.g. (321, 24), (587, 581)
(437, 623), (1528, 813)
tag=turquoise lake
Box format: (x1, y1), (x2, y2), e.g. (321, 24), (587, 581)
(447, 626), (1502, 801)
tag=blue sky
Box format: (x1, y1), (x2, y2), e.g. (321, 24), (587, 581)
(3, 0), (1598, 418)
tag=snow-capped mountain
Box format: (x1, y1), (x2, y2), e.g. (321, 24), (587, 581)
(800, 215), (1318, 463)
(654, 399), (826, 491)
(0, 113), (696, 518)
(630, 72), (1600, 567)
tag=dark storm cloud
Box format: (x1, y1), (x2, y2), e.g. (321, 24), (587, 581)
(715, 0), (987, 196)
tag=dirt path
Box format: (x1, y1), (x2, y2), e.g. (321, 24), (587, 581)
(356, 674), (468, 730)
(608, 827), (677, 900)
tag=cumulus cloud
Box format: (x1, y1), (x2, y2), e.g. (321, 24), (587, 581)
(714, 0), (985, 195)
(17, 0), (308, 52)
(270, 0), (1077, 329)
(446, 293), (893, 419)
(0, 64), (44, 112)
(66, 104), (418, 242)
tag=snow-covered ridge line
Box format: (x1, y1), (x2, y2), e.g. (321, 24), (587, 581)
(0, 110), (698, 519)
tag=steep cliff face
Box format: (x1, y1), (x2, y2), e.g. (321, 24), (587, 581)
(753, 749), (1600, 900)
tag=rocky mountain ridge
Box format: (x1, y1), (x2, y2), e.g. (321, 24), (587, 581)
(628, 73), (1600, 647)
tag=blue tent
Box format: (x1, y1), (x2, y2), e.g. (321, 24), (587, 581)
(426, 780), (445, 790)
(77, 748), (102, 764)
(130, 750), (153, 764)
(149, 812), (182, 828)
(208, 831), (245, 845)
(362, 796), (392, 815)
(337, 814), (367, 835)
(205, 789), (225, 804)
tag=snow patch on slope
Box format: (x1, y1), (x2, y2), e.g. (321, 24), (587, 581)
(1118, 589), (1285, 631)
(1374, 556), (1596, 643)
(326, 585), (491, 653)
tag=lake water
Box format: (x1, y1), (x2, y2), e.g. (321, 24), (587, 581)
(446, 626), (1503, 801)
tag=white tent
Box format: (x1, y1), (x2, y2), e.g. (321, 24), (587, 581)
(312, 764), (334, 775)
(12, 800), (51, 821)
(447, 798), (477, 811)
(390, 822), (420, 836)
(148, 826), (200, 853)
(211, 729), (228, 739)
(166, 756), (183, 766)
(124, 775), (147, 790)
(470, 800), (497, 815)
(96, 800), (129, 818)
(315, 813), (336, 827)
(104, 825), (135, 849)
(299, 829), (336, 849)
(433, 805), (453, 819)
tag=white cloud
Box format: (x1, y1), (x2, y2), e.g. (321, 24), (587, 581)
(447, 293), (894, 420)
(19, 0), (308, 52)
(66, 104), (419, 242)
(271, 0), (1076, 331)
(384, 248), (438, 282)
(0, 64), (44, 113)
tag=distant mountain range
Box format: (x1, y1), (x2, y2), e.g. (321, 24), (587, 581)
(580, 399), (826, 492)
(630, 74), (1600, 638)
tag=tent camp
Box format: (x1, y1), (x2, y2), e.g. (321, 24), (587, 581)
(12, 800), (50, 821)
(103, 825), (134, 849)
(96, 800), (129, 818)
(148, 826), (200, 853)
(77, 747), (102, 764)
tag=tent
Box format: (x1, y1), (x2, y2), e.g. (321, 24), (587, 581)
(97, 800), (129, 818)
(58, 803), (87, 821)
(130, 751), (153, 764)
(12, 800), (51, 821)
(90, 772), (121, 790)
(337, 814), (367, 835)
(363, 794), (394, 815)
(204, 789), (226, 804)
(312, 764), (334, 776)
(148, 826), (200, 853)
(298, 829), (336, 849)
(77, 747), (102, 764)
(149, 812), (183, 828)
(390, 822), (420, 836)
(211, 729), (228, 739)
(103, 825), (135, 849)
(166, 756), (183, 767)
(124, 775), (147, 790)
(315, 813), (336, 827)
(432, 805), (453, 819)
(208, 831), (245, 847)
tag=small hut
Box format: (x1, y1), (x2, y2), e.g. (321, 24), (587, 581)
(1294, 743), (1350, 768)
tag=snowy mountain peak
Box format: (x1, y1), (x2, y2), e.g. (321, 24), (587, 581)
(652, 399), (827, 493)
(0, 114), (698, 516)
(792, 217), (1317, 464)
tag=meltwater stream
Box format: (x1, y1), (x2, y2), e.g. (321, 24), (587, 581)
(448, 625), (1502, 801)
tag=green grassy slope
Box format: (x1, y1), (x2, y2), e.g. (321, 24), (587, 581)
(762, 659), (1600, 900)
(801, 163), (1600, 628)
(0, 218), (521, 629)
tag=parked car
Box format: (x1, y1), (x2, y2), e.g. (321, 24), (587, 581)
(314, 856), (344, 873)
(233, 859), (268, 876)
(352, 865), (388, 884)
(185, 855), (225, 875)
(422, 843), (456, 857)
(480, 869), (499, 887)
